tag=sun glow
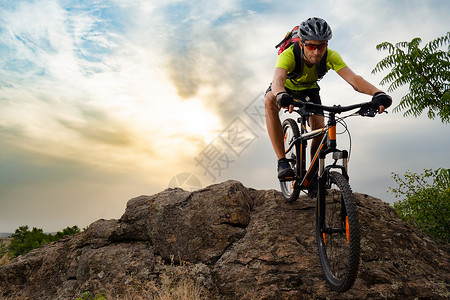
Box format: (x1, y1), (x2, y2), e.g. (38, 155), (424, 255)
(171, 98), (220, 137)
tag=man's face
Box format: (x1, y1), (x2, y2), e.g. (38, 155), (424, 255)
(302, 40), (328, 64)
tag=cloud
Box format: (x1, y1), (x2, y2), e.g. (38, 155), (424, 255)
(57, 106), (135, 147)
(118, 1), (277, 127)
(0, 0), (223, 177)
(0, 137), (162, 231)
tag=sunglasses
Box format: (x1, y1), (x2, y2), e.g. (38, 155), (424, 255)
(303, 42), (328, 51)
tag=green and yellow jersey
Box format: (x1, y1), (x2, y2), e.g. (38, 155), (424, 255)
(276, 45), (347, 91)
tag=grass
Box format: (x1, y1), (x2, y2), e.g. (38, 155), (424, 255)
(1, 255), (214, 300)
(0, 253), (11, 267)
(113, 255), (213, 300)
(108, 268), (209, 299)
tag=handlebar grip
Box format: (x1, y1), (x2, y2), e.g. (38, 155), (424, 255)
(372, 92), (393, 108)
(357, 102), (378, 117)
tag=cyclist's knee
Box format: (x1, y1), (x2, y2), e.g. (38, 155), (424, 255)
(309, 115), (325, 129)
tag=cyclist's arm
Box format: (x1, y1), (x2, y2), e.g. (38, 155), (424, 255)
(271, 67), (295, 113)
(271, 67), (288, 95)
(337, 66), (386, 113)
(337, 66), (380, 95)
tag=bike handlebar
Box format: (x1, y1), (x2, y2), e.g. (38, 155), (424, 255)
(292, 99), (379, 117)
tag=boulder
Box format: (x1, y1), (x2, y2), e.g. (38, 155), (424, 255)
(0, 180), (448, 299)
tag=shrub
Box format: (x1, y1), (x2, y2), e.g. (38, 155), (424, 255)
(8, 225), (81, 257)
(76, 291), (106, 300)
(390, 168), (449, 243)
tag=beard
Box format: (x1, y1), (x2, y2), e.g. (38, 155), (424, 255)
(306, 53), (323, 64)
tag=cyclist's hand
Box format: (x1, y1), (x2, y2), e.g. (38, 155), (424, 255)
(276, 92), (294, 108)
(371, 92), (392, 114)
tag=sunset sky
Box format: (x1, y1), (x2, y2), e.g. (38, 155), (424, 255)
(1, 0), (449, 232)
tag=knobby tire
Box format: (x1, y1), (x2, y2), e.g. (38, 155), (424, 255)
(280, 119), (301, 203)
(316, 171), (360, 292)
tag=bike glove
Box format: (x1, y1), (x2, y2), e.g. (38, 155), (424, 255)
(371, 92), (392, 109)
(276, 92), (294, 108)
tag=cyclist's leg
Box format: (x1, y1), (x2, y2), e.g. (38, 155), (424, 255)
(309, 114), (325, 159)
(303, 88), (325, 161)
(264, 85), (285, 160)
(265, 85), (295, 180)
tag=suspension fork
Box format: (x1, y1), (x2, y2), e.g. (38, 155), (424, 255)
(317, 113), (337, 227)
(299, 116), (308, 181)
(317, 114), (336, 232)
(318, 113), (337, 178)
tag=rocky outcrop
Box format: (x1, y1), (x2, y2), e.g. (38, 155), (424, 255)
(0, 180), (449, 299)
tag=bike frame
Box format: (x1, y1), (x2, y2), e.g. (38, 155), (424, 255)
(285, 110), (349, 191)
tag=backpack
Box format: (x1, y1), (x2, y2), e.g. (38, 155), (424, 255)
(275, 26), (328, 81)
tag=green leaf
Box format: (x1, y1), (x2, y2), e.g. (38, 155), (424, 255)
(373, 34), (450, 123)
(390, 168), (450, 243)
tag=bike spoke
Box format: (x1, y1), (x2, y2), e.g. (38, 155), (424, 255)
(323, 190), (349, 280)
(280, 119), (301, 202)
(316, 172), (360, 292)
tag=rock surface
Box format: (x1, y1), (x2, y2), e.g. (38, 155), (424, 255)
(0, 180), (449, 299)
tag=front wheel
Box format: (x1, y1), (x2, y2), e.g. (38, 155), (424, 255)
(316, 171), (360, 292)
(280, 119), (300, 203)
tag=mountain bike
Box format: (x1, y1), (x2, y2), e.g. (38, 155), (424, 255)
(280, 98), (381, 292)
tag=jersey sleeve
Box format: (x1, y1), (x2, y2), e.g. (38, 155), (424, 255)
(275, 45), (296, 73)
(326, 49), (347, 72)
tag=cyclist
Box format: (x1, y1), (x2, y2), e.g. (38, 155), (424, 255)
(265, 17), (392, 181)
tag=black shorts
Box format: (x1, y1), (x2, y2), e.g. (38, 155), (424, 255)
(265, 84), (323, 114)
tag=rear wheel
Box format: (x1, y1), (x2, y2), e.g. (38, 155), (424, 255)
(316, 171), (360, 292)
(280, 119), (301, 203)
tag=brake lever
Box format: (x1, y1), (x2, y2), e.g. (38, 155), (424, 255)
(356, 105), (377, 117)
